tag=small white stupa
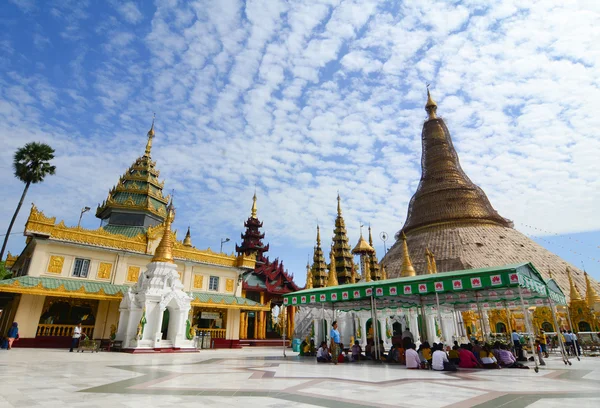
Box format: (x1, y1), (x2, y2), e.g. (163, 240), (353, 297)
(115, 201), (194, 350)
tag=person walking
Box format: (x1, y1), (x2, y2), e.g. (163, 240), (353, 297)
(69, 322), (84, 352)
(330, 321), (341, 365)
(7, 322), (19, 350)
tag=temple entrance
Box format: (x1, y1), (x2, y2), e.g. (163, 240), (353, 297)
(37, 297), (97, 338)
(578, 321), (591, 332)
(161, 309), (170, 340)
(247, 312), (256, 339)
(542, 322), (554, 332)
(392, 322), (403, 337)
(495, 322), (507, 333)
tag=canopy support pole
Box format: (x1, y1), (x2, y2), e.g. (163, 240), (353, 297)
(419, 298), (427, 344)
(548, 297), (570, 365)
(373, 295), (380, 361)
(435, 292), (445, 344)
(282, 306), (287, 358)
(564, 307), (580, 360)
(451, 306), (460, 343)
(503, 301), (513, 338)
(475, 292), (487, 343)
(518, 286), (539, 373)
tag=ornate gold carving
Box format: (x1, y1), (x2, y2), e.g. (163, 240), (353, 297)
(152, 202), (175, 263)
(226, 279), (234, 292)
(47, 256), (65, 274)
(97, 262), (112, 280)
(127, 266), (141, 283)
(193, 274), (203, 289)
(5, 252), (18, 269)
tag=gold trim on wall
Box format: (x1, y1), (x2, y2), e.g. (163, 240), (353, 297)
(97, 262), (113, 280)
(193, 274), (203, 289)
(226, 279), (234, 292)
(47, 256), (65, 274)
(127, 266), (141, 283)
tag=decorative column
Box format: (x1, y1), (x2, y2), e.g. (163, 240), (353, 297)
(289, 306), (296, 338)
(253, 312), (258, 339)
(259, 293), (266, 339)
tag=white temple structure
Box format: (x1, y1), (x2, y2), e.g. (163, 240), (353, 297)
(115, 202), (195, 350)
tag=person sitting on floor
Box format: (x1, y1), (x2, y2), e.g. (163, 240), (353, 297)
(405, 343), (421, 369)
(317, 341), (331, 363)
(432, 343), (457, 372)
(365, 339), (373, 359)
(449, 345), (460, 365)
(421, 342), (433, 368)
(351, 340), (363, 361)
(458, 344), (482, 368)
(480, 344), (500, 369)
(497, 344), (529, 369)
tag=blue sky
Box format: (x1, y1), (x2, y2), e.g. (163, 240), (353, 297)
(2, 0), (600, 287)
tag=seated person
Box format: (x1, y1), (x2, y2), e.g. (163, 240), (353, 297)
(421, 342), (432, 368)
(432, 343), (457, 372)
(365, 340), (373, 359)
(317, 341), (331, 362)
(405, 343), (421, 369)
(337, 343), (345, 363)
(388, 344), (399, 363)
(351, 341), (363, 361)
(300, 338), (308, 356)
(479, 344), (500, 369)
(449, 346), (460, 365)
(458, 344), (482, 368)
(497, 344), (529, 369)
(472, 340), (483, 364)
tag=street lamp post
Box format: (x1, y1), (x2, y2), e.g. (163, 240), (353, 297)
(220, 237), (230, 253)
(380, 231), (389, 254)
(78, 206), (91, 228)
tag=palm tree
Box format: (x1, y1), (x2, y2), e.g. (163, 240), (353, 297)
(0, 142), (56, 261)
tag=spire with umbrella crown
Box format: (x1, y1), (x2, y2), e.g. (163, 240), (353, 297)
(310, 225), (328, 288)
(584, 271), (600, 310)
(305, 258), (313, 289)
(183, 226), (192, 247)
(331, 194), (354, 284)
(567, 267), (583, 301)
(152, 199), (175, 263)
(327, 247), (339, 287)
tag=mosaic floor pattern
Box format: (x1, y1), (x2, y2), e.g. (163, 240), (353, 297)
(0, 348), (599, 407)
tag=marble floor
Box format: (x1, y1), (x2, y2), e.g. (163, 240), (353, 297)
(0, 348), (599, 408)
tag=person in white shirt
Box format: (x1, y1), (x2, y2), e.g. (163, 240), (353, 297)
(69, 322), (83, 352)
(432, 344), (457, 371)
(316, 341), (331, 362)
(405, 343), (421, 369)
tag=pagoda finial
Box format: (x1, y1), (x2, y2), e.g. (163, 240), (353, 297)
(381, 264), (387, 280)
(425, 85), (437, 120)
(584, 271), (600, 308)
(337, 193), (342, 216)
(145, 113), (155, 157)
(305, 258), (313, 289)
(548, 268), (553, 280)
(400, 232), (416, 277)
(316, 225), (321, 245)
(566, 267), (583, 302)
(327, 248), (339, 287)
(368, 224), (374, 246)
(251, 192), (258, 219)
(425, 248), (437, 274)
(152, 198), (175, 263)
(183, 226), (192, 247)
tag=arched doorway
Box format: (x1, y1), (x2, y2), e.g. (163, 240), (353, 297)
(495, 322), (507, 334)
(392, 322), (403, 337)
(161, 309), (170, 340)
(542, 322), (554, 333)
(578, 321), (591, 332)
(366, 318), (382, 339)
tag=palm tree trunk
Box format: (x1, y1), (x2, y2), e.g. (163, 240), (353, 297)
(0, 181), (31, 262)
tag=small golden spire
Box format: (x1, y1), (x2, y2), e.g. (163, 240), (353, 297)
(584, 271), (600, 308)
(566, 267), (583, 302)
(400, 232), (416, 277)
(350, 262), (356, 284)
(305, 259), (313, 289)
(352, 233), (375, 254)
(337, 193), (342, 216)
(425, 86), (437, 120)
(183, 226), (192, 247)
(327, 249), (339, 287)
(548, 269), (554, 280)
(368, 224), (374, 247)
(152, 199), (175, 263)
(381, 264), (387, 280)
(316, 225), (321, 246)
(426, 248), (433, 274)
(251, 192), (258, 219)
(145, 113), (155, 157)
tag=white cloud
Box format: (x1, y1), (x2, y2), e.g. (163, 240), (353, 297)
(116, 1), (143, 24)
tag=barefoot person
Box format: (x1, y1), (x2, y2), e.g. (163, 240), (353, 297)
(330, 321), (341, 365)
(7, 322), (19, 350)
(69, 322), (84, 352)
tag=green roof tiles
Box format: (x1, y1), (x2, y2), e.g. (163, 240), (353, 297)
(103, 225), (147, 238)
(190, 292), (263, 307)
(0, 276), (128, 296)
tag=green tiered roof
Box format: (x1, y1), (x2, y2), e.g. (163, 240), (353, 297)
(332, 195), (354, 284)
(96, 119), (170, 222)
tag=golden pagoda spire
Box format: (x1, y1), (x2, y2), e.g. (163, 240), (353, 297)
(425, 85), (437, 120)
(316, 224), (321, 245)
(337, 193), (342, 216)
(368, 225), (374, 246)
(425, 248), (433, 274)
(548, 269), (554, 280)
(567, 267), (583, 302)
(584, 271), (600, 308)
(183, 226), (192, 247)
(327, 248), (339, 287)
(305, 259), (313, 289)
(350, 262), (356, 284)
(400, 232), (416, 277)
(145, 113), (155, 157)
(152, 199), (175, 263)
(251, 191), (258, 219)
(381, 264), (387, 280)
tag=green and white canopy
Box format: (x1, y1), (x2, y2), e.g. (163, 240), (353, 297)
(283, 262), (566, 312)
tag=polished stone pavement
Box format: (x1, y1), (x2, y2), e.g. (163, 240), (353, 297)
(0, 348), (599, 407)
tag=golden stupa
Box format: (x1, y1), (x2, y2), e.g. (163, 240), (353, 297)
(382, 89), (600, 300)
